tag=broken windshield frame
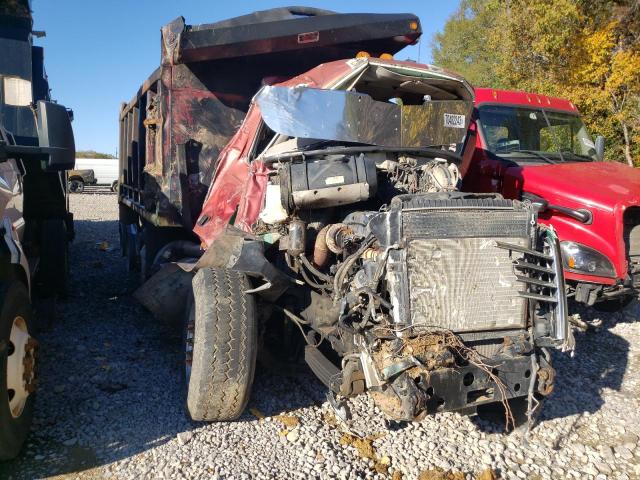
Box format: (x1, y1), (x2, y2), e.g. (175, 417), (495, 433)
(255, 85), (473, 150)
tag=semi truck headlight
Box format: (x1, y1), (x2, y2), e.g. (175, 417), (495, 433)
(560, 241), (616, 277)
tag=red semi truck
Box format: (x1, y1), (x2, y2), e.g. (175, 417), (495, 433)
(461, 88), (640, 311)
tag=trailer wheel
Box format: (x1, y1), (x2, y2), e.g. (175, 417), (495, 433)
(68, 179), (84, 194)
(185, 268), (257, 421)
(0, 281), (35, 461)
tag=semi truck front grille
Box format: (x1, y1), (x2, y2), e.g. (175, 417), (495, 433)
(624, 207), (640, 284)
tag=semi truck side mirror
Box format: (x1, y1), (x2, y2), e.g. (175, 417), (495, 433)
(36, 100), (76, 171)
(595, 135), (605, 161)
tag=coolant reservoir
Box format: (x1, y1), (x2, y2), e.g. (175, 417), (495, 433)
(259, 183), (289, 224)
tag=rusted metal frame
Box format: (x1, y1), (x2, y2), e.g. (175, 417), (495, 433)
(130, 106), (140, 204)
(175, 143), (192, 228)
(118, 103), (126, 197)
(120, 197), (181, 227)
(136, 94), (147, 200)
(120, 67), (161, 120)
(124, 111), (132, 197)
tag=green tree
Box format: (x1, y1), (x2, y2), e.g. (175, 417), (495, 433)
(432, 0), (504, 88)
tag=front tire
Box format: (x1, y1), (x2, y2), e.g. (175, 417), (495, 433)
(185, 268), (257, 421)
(0, 281), (36, 461)
(68, 179), (84, 194)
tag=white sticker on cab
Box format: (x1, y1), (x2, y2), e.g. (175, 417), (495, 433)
(444, 113), (466, 129)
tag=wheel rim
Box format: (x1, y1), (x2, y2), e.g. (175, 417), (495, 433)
(69, 180), (81, 193)
(6, 316), (36, 418)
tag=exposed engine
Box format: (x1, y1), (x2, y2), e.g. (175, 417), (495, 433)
(257, 147), (568, 423)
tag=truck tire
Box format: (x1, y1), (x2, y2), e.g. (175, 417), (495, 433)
(185, 268), (257, 421)
(68, 179), (84, 194)
(0, 281), (35, 461)
(111, 181), (118, 193)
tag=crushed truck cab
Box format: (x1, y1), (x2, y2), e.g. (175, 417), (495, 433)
(119, 8), (571, 426)
(462, 88), (640, 310)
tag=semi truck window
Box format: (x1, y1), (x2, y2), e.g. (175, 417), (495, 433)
(540, 124), (571, 152)
(478, 105), (597, 162)
(478, 105), (546, 153)
(2, 77), (32, 106)
(483, 125), (509, 149)
(542, 110), (596, 159)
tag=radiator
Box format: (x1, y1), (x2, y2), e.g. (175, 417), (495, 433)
(406, 236), (527, 331)
(379, 198), (537, 333)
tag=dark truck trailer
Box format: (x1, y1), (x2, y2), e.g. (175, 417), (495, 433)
(0, 1), (76, 461)
(120, 8), (572, 427)
(118, 7), (421, 257)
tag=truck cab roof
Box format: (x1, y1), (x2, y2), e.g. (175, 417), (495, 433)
(474, 87), (578, 114)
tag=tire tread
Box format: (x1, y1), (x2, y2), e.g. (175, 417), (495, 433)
(187, 268), (256, 421)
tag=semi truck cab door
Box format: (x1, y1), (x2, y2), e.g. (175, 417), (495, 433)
(461, 120), (507, 194)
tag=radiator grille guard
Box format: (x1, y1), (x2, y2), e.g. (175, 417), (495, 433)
(369, 195), (559, 334)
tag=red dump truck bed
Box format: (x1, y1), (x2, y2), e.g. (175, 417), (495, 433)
(118, 7), (421, 229)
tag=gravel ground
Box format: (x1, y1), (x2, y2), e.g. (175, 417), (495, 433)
(2, 193), (640, 480)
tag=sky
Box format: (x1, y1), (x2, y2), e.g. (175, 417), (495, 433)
(31, 1), (460, 155)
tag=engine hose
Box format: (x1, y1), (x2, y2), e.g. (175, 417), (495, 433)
(313, 224), (332, 268)
(299, 253), (332, 283)
(333, 236), (376, 297)
(296, 257), (332, 291)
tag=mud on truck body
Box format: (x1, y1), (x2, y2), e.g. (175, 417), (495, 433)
(0, 0), (75, 461)
(119, 8), (571, 425)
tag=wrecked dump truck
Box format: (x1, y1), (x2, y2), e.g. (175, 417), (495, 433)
(119, 8), (571, 424)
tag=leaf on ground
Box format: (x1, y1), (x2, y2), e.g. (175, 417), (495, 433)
(476, 468), (498, 480)
(392, 471), (403, 480)
(340, 433), (376, 460)
(275, 414), (299, 429)
(321, 410), (338, 427)
(419, 468), (466, 480)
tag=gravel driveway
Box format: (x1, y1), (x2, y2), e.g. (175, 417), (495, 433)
(2, 193), (640, 480)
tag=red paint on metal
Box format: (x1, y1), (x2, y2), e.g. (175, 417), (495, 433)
(474, 87), (577, 112)
(503, 162), (640, 280)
